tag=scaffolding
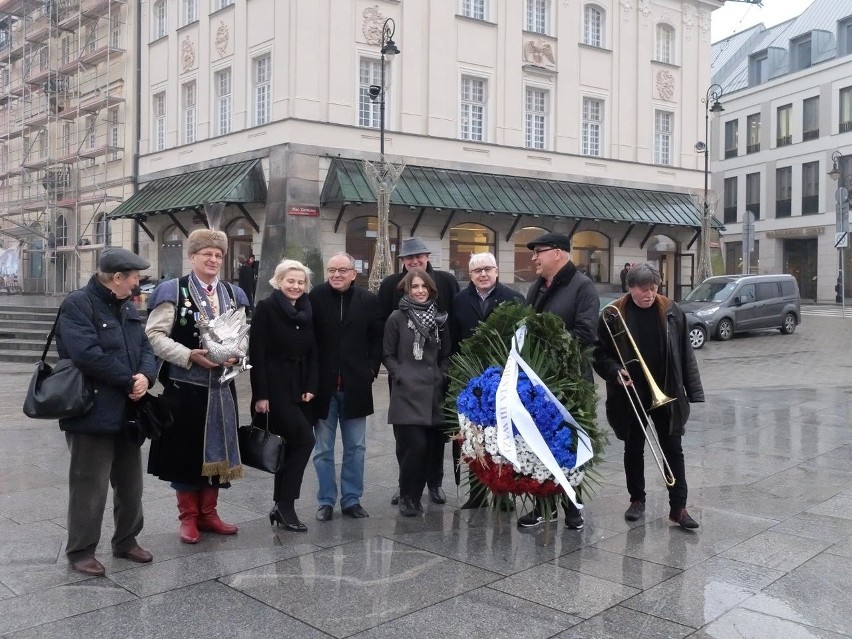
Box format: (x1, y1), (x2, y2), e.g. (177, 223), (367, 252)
(0, 0), (129, 294)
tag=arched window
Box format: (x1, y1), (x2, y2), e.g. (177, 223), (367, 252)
(513, 226), (549, 282)
(449, 222), (496, 281)
(55, 214), (68, 247)
(583, 5), (604, 48)
(160, 224), (184, 280)
(655, 23), (675, 64)
(345, 216), (400, 288)
(94, 213), (110, 246)
(572, 230), (610, 283)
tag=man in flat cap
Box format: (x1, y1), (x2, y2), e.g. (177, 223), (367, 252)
(378, 236), (459, 506)
(518, 231), (600, 530)
(146, 228), (251, 544)
(56, 246), (158, 576)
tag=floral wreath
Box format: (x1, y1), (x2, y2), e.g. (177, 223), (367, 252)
(448, 303), (607, 500)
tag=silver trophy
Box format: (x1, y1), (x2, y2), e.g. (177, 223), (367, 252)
(196, 308), (252, 383)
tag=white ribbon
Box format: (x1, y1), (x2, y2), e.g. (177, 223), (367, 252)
(494, 325), (594, 508)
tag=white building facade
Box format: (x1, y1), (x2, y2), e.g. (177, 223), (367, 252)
(117, 0), (722, 299)
(710, 0), (852, 302)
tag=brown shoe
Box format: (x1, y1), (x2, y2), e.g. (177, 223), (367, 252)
(114, 545), (153, 563)
(70, 557), (105, 576)
(669, 508), (700, 529)
(624, 500), (645, 521)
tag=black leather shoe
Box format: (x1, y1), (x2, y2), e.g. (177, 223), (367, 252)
(391, 490), (400, 506)
(460, 495), (488, 510)
(269, 505), (308, 532)
(399, 496), (419, 517)
(316, 505), (333, 521)
(624, 500), (645, 522)
(71, 557), (105, 576)
(113, 545), (153, 563)
(342, 504), (369, 518)
(428, 486), (446, 504)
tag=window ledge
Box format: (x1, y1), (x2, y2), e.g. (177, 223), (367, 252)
(578, 43), (612, 53)
(149, 34), (168, 45)
(651, 59), (680, 69)
(522, 29), (554, 38)
(210, 3), (235, 17)
(456, 14), (496, 26)
(523, 64), (557, 77)
(177, 20), (199, 34)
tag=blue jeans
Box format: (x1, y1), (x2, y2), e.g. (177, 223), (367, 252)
(313, 391), (367, 509)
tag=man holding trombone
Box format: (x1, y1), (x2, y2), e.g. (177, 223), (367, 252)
(594, 263), (704, 529)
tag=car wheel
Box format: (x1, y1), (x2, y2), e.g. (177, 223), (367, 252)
(716, 318), (734, 341)
(688, 325), (706, 349)
(780, 313), (797, 335)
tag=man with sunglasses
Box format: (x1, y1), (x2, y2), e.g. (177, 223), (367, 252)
(310, 253), (384, 521)
(518, 231), (600, 530)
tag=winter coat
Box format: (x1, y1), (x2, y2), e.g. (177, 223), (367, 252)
(309, 282), (384, 420)
(378, 263), (459, 321)
(451, 281), (525, 352)
(56, 276), (157, 435)
(249, 292), (319, 429)
(383, 308), (451, 426)
(593, 294), (704, 440)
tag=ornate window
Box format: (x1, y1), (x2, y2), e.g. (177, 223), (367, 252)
(655, 23), (674, 63)
(583, 5), (604, 47)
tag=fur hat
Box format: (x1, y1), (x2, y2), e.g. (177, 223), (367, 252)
(187, 229), (228, 257)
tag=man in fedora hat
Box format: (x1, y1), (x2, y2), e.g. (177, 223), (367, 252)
(518, 231), (600, 530)
(379, 236), (459, 506)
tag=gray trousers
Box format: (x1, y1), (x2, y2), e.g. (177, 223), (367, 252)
(65, 432), (144, 561)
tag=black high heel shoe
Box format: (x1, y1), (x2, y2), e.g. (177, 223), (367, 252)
(269, 505), (308, 532)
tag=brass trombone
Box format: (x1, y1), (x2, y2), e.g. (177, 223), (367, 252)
(601, 305), (677, 487)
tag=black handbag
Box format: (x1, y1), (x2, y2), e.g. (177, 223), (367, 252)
(23, 313), (94, 420)
(238, 413), (285, 473)
(125, 393), (175, 442)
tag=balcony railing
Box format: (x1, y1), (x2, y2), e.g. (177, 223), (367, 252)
(802, 129), (819, 141)
(776, 135), (792, 147)
(725, 148), (738, 159)
(802, 194), (819, 215)
(776, 198), (792, 217)
(723, 206), (738, 224)
(747, 143), (760, 154)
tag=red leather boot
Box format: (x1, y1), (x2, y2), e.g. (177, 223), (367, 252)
(197, 487), (238, 535)
(176, 491), (200, 544)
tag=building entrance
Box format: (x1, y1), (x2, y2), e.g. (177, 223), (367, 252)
(783, 238), (817, 301)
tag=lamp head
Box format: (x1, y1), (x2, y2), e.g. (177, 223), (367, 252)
(694, 141), (707, 153)
(381, 37), (400, 58)
(829, 151), (843, 181)
(709, 99), (724, 114)
(368, 85), (381, 102)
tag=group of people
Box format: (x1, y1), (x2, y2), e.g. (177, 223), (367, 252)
(54, 227), (704, 577)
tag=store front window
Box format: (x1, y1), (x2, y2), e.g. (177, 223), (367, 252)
(513, 226), (549, 282)
(449, 223), (495, 281)
(345, 216), (400, 288)
(572, 230), (610, 283)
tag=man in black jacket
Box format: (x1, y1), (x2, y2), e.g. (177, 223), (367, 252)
(594, 263), (705, 529)
(310, 253), (384, 521)
(379, 236), (459, 505)
(518, 232), (600, 530)
(452, 251), (524, 508)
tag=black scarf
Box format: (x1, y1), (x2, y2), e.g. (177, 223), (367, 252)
(398, 295), (447, 360)
(270, 290), (312, 324)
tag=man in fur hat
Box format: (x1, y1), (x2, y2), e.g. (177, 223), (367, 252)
(145, 228), (251, 544)
(378, 236), (459, 506)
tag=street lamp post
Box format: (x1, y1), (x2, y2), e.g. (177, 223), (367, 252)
(364, 18), (403, 293)
(829, 150), (848, 317)
(697, 84), (724, 283)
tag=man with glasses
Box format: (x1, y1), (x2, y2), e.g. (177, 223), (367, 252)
(452, 251), (524, 508)
(517, 231), (600, 530)
(310, 253), (384, 520)
(379, 236), (460, 505)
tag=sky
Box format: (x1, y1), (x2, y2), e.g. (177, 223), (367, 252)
(711, 0), (817, 43)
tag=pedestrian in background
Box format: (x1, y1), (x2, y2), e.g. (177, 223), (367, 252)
(238, 254), (257, 311)
(519, 232), (600, 530)
(451, 251), (524, 509)
(379, 236), (459, 506)
(250, 259), (318, 532)
(58, 247), (157, 576)
(620, 262), (631, 293)
(146, 229), (249, 544)
(383, 269), (451, 517)
(594, 262), (705, 529)
(310, 253), (384, 521)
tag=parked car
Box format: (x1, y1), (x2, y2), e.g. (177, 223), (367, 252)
(679, 274), (801, 349)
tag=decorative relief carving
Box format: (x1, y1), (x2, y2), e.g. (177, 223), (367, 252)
(524, 39), (555, 67)
(656, 69), (675, 101)
(682, 3), (696, 40)
(639, 0), (651, 24)
(698, 9), (711, 34)
(362, 5), (386, 46)
(619, 0), (632, 22)
(181, 36), (195, 72)
(215, 21), (229, 56)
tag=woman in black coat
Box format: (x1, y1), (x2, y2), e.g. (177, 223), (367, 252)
(249, 259), (318, 532)
(383, 269), (451, 517)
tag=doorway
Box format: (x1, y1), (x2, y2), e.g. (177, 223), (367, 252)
(783, 238), (817, 301)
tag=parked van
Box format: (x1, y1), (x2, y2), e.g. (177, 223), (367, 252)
(679, 274), (801, 349)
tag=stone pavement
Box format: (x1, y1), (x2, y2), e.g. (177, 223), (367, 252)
(1, 304), (851, 638)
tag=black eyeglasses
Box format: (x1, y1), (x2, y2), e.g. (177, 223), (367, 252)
(327, 267), (354, 275)
(532, 247), (558, 255)
(470, 266), (496, 275)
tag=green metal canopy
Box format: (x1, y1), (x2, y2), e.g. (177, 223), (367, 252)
(109, 159), (266, 219)
(321, 158), (719, 229)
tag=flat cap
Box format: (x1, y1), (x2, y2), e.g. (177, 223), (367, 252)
(526, 232), (571, 252)
(99, 247), (150, 273)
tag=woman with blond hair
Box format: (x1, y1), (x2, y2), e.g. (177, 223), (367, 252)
(249, 259), (318, 532)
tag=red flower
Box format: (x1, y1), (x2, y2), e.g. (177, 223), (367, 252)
(466, 456), (563, 497)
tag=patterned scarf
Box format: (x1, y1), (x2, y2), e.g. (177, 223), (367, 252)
(399, 295), (447, 360)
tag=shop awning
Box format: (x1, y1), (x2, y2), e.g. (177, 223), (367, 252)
(108, 159), (267, 220)
(321, 158), (720, 229)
